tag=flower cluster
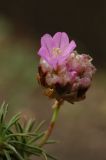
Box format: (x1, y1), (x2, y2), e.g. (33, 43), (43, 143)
(37, 32), (96, 103)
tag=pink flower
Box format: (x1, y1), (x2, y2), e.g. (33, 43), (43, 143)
(38, 32), (76, 69)
(37, 32), (96, 103)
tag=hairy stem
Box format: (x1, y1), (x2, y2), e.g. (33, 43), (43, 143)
(39, 100), (63, 147)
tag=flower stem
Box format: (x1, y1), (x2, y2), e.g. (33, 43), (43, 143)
(39, 100), (63, 147)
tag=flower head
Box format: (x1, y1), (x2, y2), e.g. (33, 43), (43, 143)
(38, 32), (76, 69)
(37, 32), (96, 103)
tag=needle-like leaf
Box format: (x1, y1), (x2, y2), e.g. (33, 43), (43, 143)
(4, 150), (11, 160)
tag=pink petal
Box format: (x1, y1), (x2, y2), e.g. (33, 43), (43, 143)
(38, 46), (58, 69)
(53, 32), (61, 48)
(41, 34), (54, 55)
(58, 40), (76, 65)
(53, 32), (69, 50)
(38, 47), (50, 64)
(51, 59), (58, 69)
(60, 32), (69, 50)
(64, 40), (76, 57)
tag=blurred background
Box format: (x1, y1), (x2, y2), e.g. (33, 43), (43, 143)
(0, 0), (106, 159)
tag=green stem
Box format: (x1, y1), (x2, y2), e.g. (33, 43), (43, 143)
(39, 100), (63, 147)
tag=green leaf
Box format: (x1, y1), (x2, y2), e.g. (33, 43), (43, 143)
(45, 140), (58, 145)
(24, 119), (36, 132)
(4, 150), (11, 160)
(42, 152), (48, 160)
(46, 153), (57, 160)
(7, 133), (39, 138)
(35, 120), (45, 133)
(9, 140), (43, 153)
(0, 101), (8, 123)
(14, 122), (26, 143)
(5, 112), (21, 132)
(15, 122), (23, 133)
(0, 102), (57, 160)
(5, 143), (24, 160)
(28, 132), (44, 144)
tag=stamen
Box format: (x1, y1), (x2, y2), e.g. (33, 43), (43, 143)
(52, 48), (62, 56)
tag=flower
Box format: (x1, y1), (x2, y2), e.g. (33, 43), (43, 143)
(37, 32), (96, 103)
(38, 32), (76, 69)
